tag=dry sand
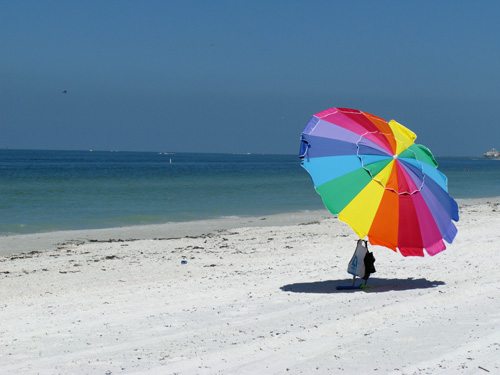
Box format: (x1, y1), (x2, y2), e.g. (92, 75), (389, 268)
(1, 198), (500, 374)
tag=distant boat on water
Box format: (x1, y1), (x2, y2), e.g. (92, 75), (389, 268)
(483, 148), (500, 159)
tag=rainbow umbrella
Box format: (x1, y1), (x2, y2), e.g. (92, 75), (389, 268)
(299, 107), (459, 257)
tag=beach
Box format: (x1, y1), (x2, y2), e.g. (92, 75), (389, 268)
(1, 197), (500, 375)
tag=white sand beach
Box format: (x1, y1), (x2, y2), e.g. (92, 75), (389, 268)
(1, 198), (500, 375)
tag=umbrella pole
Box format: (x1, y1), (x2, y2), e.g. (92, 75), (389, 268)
(352, 275), (356, 286)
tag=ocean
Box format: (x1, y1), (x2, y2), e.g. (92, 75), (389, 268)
(1, 149), (499, 236)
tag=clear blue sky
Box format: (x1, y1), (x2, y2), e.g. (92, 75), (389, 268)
(1, 0), (499, 155)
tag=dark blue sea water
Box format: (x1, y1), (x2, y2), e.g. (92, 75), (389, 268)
(0, 150), (499, 235)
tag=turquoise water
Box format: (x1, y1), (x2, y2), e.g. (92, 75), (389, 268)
(0, 150), (499, 235)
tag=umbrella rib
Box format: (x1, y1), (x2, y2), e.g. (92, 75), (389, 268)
(356, 131), (427, 195)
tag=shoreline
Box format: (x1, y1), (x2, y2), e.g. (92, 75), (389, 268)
(0, 210), (331, 257)
(1, 197), (499, 257)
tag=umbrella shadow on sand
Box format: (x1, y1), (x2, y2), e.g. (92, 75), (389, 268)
(281, 277), (445, 293)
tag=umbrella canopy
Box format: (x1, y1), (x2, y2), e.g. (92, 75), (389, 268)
(300, 107), (459, 257)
